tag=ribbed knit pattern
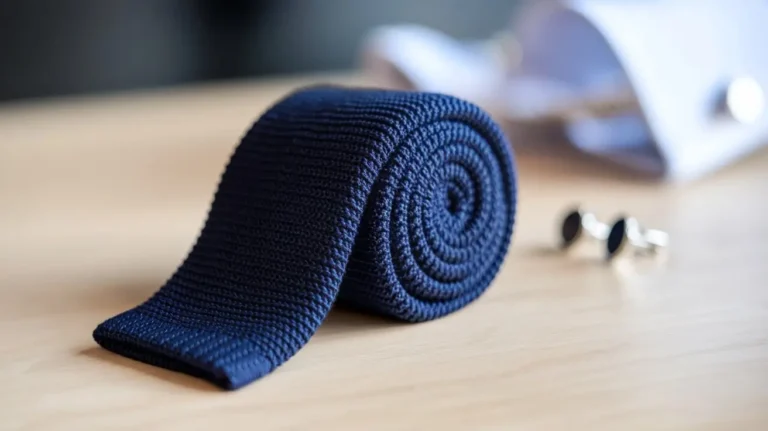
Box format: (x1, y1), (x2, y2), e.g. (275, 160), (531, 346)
(93, 87), (517, 390)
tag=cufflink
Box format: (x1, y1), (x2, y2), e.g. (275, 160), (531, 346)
(559, 207), (609, 250)
(722, 76), (765, 125)
(606, 216), (668, 260)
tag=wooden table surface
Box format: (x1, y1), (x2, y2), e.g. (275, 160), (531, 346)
(2, 75), (767, 431)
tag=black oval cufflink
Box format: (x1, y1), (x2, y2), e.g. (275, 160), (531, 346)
(605, 216), (669, 260)
(559, 207), (609, 250)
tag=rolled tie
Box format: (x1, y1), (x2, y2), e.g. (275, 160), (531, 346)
(93, 87), (517, 390)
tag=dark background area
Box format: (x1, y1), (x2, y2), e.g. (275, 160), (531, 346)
(0, 0), (523, 102)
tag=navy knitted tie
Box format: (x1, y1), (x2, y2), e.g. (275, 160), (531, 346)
(93, 87), (517, 390)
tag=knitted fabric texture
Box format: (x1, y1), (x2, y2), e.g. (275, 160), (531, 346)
(93, 87), (517, 390)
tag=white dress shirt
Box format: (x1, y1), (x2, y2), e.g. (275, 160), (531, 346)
(363, 0), (768, 180)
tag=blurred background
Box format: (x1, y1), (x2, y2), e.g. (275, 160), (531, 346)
(0, 0), (523, 102)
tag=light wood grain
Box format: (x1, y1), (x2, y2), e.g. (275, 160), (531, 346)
(1, 74), (767, 431)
